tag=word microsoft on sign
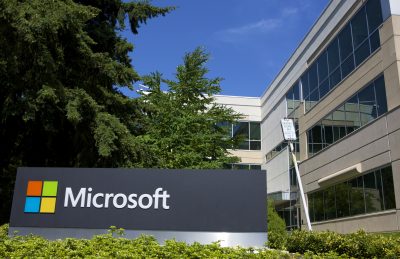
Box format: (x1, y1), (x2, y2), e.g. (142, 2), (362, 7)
(64, 187), (170, 209)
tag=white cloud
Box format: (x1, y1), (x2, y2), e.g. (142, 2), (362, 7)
(215, 2), (308, 43)
(282, 7), (298, 17)
(224, 18), (281, 35)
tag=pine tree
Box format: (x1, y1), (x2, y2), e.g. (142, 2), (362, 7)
(0, 0), (173, 223)
(139, 48), (241, 169)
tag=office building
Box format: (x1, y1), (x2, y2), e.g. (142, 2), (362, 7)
(217, 0), (400, 233)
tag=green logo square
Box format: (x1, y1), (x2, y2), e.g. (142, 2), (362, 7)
(42, 181), (58, 196)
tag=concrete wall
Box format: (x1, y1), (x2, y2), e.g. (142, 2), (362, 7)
(264, 149), (290, 194)
(261, 99), (286, 154)
(312, 210), (399, 233)
(229, 150), (263, 164)
(214, 95), (261, 122)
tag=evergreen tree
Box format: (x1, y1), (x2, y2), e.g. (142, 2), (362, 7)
(139, 48), (241, 169)
(0, 0), (173, 223)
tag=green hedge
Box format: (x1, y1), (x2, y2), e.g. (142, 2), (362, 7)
(268, 229), (400, 258)
(1, 224), (348, 258)
(3, 224), (400, 258)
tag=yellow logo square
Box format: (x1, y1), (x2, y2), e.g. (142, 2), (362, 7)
(40, 197), (56, 213)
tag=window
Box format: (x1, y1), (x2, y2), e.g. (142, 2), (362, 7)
(250, 122), (261, 150)
(225, 121), (261, 150)
(289, 167), (297, 187)
(302, 0), (383, 112)
(307, 75), (387, 157)
(366, 0), (383, 33)
(233, 122), (249, 150)
(339, 24), (353, 61)
(266, 141), (288, 162)
(308, 165), (396, 222)
(351, 8), (368, 48)
(328, 39), (340, 73)
(227, 164), (262, 170)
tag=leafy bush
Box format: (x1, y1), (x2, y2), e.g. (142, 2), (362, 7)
(1, 224), (399, 258)
(267, 199), (286, 233)
(266, 199), (288, 250)
(1, 224), (343, 258)
(269, 229), (400, 258)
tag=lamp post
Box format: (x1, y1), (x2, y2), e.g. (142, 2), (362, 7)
(280, 119), (312, 231)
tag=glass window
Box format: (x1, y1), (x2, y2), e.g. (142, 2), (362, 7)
(358, 83), (377, 126)
(366, 0), (383, 33)
(374, 76), (387, 116)
(329, 67), (342, 89)
(309, 63), (319, 93)
(309, 193), (315, 222)
(324, 186), (336, 219)
(311, 125), (322, 144)
(237, 141), (249, 150)
(286, 87), (293, 101)
(318, 52), (329, 81)
(250, 164), (262, 170)
(328, 39), (340, 72)
(217, 122), (231, 139)
(232, 164), (250, 170)
(334, 126), (346, 142)
(341, 54), (355, 78)
(309, 89), (319, 108)
(231, 164), (262, 170)
(335, 182), (350, 218)
(226, 121), (261, 150)
(381, 166), (396, 210)
(314, 191), (324, 221)
(363, 172), (382, 213)
(289, 167), (297, 187)
(301, 72), (310, 99)
(250, 122), (261, 140)
(309, 165), (395, 223)
(302, 0), (383, 113)
(233, 122), (249, 139)
(369, 30), (380, 53)
(339, 24), (353, 60)
(293, 81), (300, 100)
(375, 170), (385, 210)
(250, 141), (261, 150)
(323, 125), (334, 145)
(351, 7), (369, 48)
(350, 176), (365, 215)
(355, 40), (371, 66)
(311, 124), (323, 154)
(345, 95), (361, 132)
(319, 79), (330, 98)
(332, 105), (346, 121)
(307, 75), (387, 157)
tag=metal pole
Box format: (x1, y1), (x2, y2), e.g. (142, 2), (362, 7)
(289, 142), (312, 231)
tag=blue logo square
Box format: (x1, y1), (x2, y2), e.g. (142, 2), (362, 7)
(24, 197), (41, 213)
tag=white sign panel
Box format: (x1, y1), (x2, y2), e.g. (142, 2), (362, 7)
(280, 119), (297, 141)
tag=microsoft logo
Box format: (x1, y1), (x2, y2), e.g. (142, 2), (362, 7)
(24, 181), (58, 213)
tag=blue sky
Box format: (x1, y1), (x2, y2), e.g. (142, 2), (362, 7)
(121, 0), (329, 97)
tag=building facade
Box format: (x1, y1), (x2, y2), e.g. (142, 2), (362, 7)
(217, 0), (400, 233)
(214, 95), (263, 170)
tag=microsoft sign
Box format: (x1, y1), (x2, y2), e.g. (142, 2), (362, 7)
(10, 168), (267, 247)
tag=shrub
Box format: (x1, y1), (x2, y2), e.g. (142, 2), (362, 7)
(0, 224), (302, 258)
(1, 223), (399, 258)
(284, 229), (400, 258)
(266, 199), (288, 249)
